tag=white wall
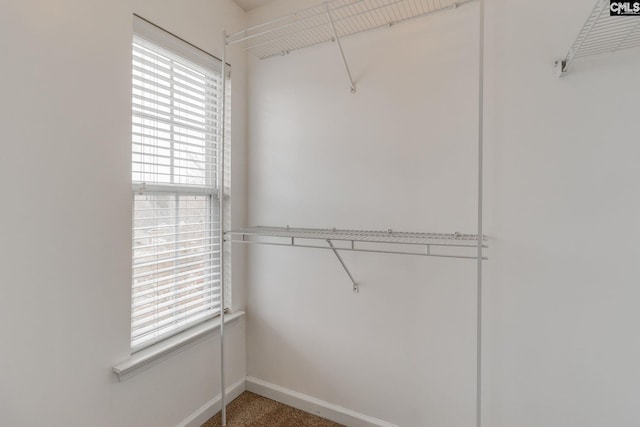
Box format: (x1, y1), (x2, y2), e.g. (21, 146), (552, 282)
(246, 2), (480, 426)
(0, 1), (247, 426)
(483, 1), (640, 426)
(245, 0), (640, 426)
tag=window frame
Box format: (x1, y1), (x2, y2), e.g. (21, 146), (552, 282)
(130, 15), (228, 353)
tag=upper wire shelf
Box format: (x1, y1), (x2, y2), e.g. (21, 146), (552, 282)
(226, 0), (475, 59)
(558, 0), (640, 74)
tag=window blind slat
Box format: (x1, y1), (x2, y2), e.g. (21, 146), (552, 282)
(133, 258), (220, 280)
(133, 265), (221, 287)
(131, 72), (219, 105)
(132, 221), (219, 233)
(132, 151), (215, 169)
(133, 145), (216, 163)
(133, 97), (217, 125)
(133, 64), (217, 99)
(133, 111), (217, 137)
(133, 212), (215, 220)
(133, 249), (221, 270)
(132, 121), (218, 143)
(132, 297), (222, 336)
(133, 235), (219, 251)
(133, 45), (222, 85)
(133, 290), (222, 324)
(132, 94), (213, 125)
(132, 45), (222, 86)
(131, 308), (219, 350)
(131, 161), (215, 177)
(132, 159), (212, 171)
(133, 267), (220, 295)
(133, 68), (216, 105)
(132, 282), (221, 315)
(133, 242), (220, 262)
(132, 84), (218, 113)
(133, 132), (212, 151)
(132, 97), (215, 120)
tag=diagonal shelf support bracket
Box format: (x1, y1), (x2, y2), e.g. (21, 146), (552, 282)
(326, 239), (359, 293)
(326, 4), (356, 93)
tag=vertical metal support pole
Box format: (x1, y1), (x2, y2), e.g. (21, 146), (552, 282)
(326, 4), (356, 93)
(476, 1), (485, 427)
(219, 30), (227, 427)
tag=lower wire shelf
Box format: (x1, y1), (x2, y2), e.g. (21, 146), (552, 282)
(226, 226), (488, 293)
(226, 225), (487, 258)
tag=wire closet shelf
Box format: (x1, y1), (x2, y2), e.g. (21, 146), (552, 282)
(558, 0), (640, 74)
(226, 226), (487, 260)
(226, 0), (475, 59)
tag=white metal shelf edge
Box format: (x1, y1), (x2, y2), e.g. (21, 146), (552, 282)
(225, 226), (488, 259)
(226, 226), (488, 294)
(226, 0), (476, 59)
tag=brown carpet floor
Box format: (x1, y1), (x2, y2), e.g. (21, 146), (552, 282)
(201, 392), (344, 427)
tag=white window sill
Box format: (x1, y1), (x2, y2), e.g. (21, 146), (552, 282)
(113, 311), (245, 381)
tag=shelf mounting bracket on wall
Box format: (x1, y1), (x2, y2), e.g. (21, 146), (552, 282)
(226, 226), (488, 296)
(325, 2), (357, 93)
(326, 239), (359, 293)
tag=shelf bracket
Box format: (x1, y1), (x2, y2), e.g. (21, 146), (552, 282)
(555, 59), (568, 77)
(326, 4), (356, 93)
(326, 239), (359, 293)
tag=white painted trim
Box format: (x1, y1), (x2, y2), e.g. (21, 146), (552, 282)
(113, 311), (245, 381)
(246, 376), (399, 427)
(177, 378), (246, 427)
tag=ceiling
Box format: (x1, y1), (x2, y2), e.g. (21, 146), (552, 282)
(233, 0), (277, 11)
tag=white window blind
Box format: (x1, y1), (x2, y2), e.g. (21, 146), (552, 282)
(131, 17), (226, 351)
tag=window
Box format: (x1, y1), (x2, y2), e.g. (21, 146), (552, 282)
(131, 16), (227, 351)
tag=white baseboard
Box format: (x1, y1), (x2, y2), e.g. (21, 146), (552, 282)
(177, 378), (246, 427)
(246, 376), (398, 427)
